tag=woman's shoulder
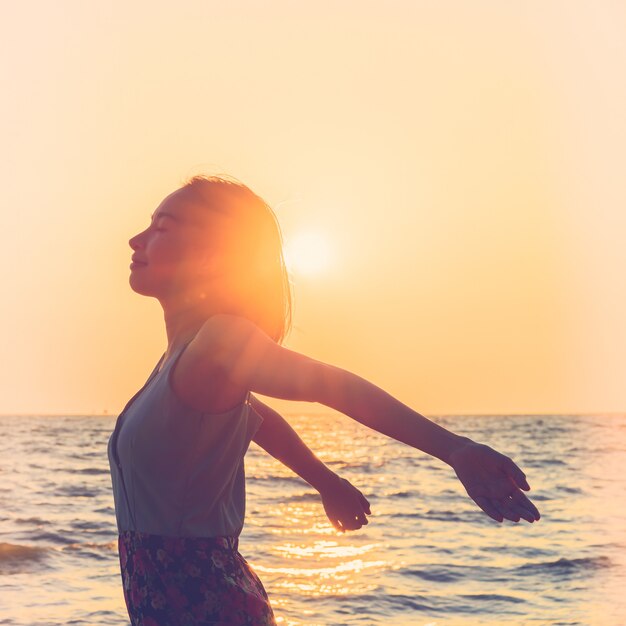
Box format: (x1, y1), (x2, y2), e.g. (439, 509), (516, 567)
(170, 314), (259, 413)
(195, 314), (274, 365)
(198, 313), (264, 342)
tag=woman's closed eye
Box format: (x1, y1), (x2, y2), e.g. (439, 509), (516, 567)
(150, 221), (168, 232)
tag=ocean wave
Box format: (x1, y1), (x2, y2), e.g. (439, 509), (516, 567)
(386, 510), (468, 523)
(459, 592), (526, 604)
(28, 531), (79, 545)
(328, 460), (389, 473)
(558, 486), (583, 494)
(66, 467), (111, 475)
(0, 538), (118, 569)
(60, 539), (118, 557)
(283, 492), (322, 503)
(70, 520), (112, 531)
(94, 506), (115, 514)
(246, 475), (304, 486)
(383, 490), (417, 499)
(397, 564), (509, 584)
(515, 556), (613, 577)
(0, 542), (49, 574)
(14, 516), (51, 526)
(55, 485), (100, 497)
(400, 566), (461, 583)
(304, 592), (438, 614)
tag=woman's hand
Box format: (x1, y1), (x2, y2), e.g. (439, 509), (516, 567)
(318, 474), (371, 533)
(448, 440), (541, 523)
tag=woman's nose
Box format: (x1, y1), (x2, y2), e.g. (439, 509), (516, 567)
(129, 231), (144, 250)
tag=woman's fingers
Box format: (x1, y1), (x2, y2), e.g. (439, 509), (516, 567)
(477, 496), (523, 524)
(489, 495), (530, 523)
(479, 492), (538, 523)
(510, 489), (541, 521)
(352, 505), (369, 527)
(337, 516), (363, 531)
(468, 492), (539, 525)
(359, 492), (372, 515)
(331, 518), (343, 532)
(503, 457), (531, 491)
(496, 496), (521, 522)
(474, 496), (504, 522)
(507, 500), (532, 522)
(330, 502), (370, 532)
(488, 496), (510, 522)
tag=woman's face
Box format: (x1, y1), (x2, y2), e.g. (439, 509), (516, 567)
(128, 189), (226, 301)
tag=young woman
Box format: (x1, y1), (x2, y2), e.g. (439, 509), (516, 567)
(108, 175), (540, 626)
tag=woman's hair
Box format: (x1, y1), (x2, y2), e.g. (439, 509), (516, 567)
(179, 174), (293, 345)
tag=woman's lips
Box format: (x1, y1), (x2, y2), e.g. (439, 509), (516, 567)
(130, 260), (148, 270)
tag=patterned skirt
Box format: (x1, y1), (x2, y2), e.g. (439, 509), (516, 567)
(118, 530), (276, 626)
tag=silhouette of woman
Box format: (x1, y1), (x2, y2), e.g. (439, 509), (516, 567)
(108, 174), (540, 625)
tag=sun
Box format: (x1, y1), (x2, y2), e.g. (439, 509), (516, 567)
(284, 231), (333, 277)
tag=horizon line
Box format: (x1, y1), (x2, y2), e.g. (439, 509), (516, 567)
(1, 411), (625, 418)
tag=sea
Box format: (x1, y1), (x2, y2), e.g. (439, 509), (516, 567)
(0, 412), (625, 626)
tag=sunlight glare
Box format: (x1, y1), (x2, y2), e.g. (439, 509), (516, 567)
(284, 231), (332, 276)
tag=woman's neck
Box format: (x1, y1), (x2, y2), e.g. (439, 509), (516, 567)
(161, 303), (211, 357)
(160, 292), (239, 359)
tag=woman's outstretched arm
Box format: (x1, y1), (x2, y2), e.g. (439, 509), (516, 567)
(248, 394), (371, 532)
(187, 314), (541, 524)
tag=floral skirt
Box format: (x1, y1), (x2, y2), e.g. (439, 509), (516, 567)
(118, 530), (276, 626)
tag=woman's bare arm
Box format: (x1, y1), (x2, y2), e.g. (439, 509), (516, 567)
(190, 314), (541, 524)
(203, 314), (470, 465)
(249, 395), (371, 532)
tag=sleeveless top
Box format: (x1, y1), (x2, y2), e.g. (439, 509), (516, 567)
(107, 341), (263, 538)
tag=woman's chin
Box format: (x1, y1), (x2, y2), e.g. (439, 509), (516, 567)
(129, 274), (158, 297)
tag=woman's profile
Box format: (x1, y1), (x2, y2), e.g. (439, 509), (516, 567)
(108, 174), (540, 625)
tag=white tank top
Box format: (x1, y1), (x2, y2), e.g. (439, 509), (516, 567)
(107, 341), (263, 537)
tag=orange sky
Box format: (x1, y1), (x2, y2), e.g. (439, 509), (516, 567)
(1, 1), (624, 415)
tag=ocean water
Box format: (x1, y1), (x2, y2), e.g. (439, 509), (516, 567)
(0, 412), (625, 626)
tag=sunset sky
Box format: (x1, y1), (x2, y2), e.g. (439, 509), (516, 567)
(2, 1), (624, 416)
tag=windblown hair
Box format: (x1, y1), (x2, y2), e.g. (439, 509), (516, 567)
(179, 174), (293, 345)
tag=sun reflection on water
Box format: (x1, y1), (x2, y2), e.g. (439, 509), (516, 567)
(274, 540), (381, 559)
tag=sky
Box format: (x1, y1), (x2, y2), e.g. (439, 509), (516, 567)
(1, 1), (624, 416)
